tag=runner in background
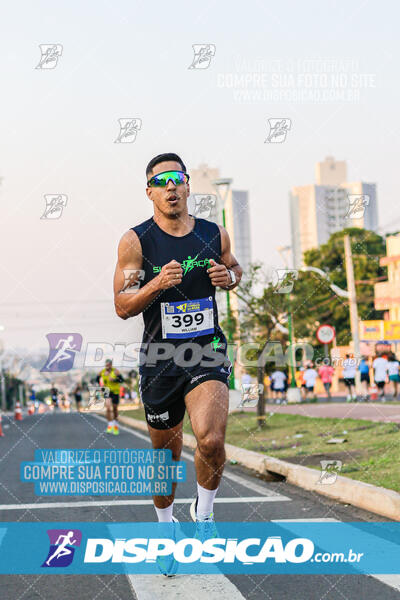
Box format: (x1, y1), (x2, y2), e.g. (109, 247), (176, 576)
(50, 386), (58, 410)
(343, 354), (357, 402)
(373, 353), (389, 402)
(263, 372), (271, 402)
(303, 363), (318, 400)
(29, 387), (39, 410)
(358, 356), (370, 401)
(73, 383), (82, 412)
(299, 366), (307, 400)
(318, 361), (334, 400)
(270, 369), (287, 404)
(97, 359), (124, 434)
(387, 353), (400, 399)
(283, 368), (289, 401)
(294, 368), (303, 396)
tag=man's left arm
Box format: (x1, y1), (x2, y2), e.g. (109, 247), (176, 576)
(113, 368), (124, 383)
(207, 225), (243, 290)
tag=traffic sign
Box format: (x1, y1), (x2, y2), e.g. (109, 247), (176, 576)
(316, 324), (336, 345)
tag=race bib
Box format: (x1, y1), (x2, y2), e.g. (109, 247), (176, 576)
(161, 297), (214, 339)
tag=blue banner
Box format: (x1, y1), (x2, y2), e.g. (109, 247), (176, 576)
(0, 522), (399, 574)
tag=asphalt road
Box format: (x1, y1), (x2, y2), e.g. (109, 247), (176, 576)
(0, 411), (399, 600)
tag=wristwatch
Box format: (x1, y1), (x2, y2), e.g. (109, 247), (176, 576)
(226, 269), (236, 288)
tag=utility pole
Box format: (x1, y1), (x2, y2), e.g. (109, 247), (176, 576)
(343, 234), (362, 393)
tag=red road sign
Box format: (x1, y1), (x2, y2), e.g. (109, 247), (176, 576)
(316, 324), (336, 344)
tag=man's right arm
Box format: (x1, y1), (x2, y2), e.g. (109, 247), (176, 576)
(113, 229), (183, 319)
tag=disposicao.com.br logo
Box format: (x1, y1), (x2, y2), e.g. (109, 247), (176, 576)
(84, 535), (311, 564)
(82, 535), (363, 566)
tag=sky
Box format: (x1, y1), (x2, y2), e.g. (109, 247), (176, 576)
(0, 0), (399, 355)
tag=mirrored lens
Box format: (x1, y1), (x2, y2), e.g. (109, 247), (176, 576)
(148, 171), (188, 187)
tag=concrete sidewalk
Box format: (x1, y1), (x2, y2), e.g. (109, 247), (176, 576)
(242, 401), (400, 423)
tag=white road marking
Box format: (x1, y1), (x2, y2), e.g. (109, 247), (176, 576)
(272, 518), (338, 522)
(273, 518), (400, 593)
(127, 574), (246, 599)
(373, 576), (400, 591)
(0, 496), (288, 511)
(92, 415), (291, 500)
(91, 412), (289, 599)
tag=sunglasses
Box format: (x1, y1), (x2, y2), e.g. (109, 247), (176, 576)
(147, 170), (190, 187)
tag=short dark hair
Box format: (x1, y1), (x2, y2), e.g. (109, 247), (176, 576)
(145, 153), (187, 180)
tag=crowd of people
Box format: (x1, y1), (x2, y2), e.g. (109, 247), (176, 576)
(258, 351), (400, 404)
(27, 360), (139, 417)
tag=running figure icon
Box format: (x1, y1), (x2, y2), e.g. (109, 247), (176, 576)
(45, 531), (77, 566)
(44, 335), (78, 370)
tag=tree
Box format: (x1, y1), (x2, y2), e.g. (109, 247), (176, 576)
(230, 264), (293, 427)
(301, 228), (386, 345)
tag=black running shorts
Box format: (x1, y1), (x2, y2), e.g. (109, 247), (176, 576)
(109, 392), (120, 405)
(139, 365), (231, 430)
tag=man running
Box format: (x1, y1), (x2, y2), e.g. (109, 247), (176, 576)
(373, 353), (389, 401)
(50, 386), (58, 409)
(388, 352), (400, 399)
(358, 356), (370, 400)
(97, 359), (123, 434)
(343, 354), (357, 401)
(73, 383), (82, 412)
(303, 363), (318, 400)
(113, 153), (242, 572)
(318, 361), (334, 399)
(270, 369), (287, 404)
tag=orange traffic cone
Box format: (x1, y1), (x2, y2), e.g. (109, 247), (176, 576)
(369, 383), (378, 401)
(0, 414), (4, 436)
(28, 402), (35, 416)
(14, 401), (23, 421)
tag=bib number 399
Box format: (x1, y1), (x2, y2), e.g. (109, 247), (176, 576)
(161, 297), (214, 339)
(171, 313), (204, 329)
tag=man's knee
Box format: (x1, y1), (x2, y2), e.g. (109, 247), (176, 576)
(197, 432), (225, 457)
(148, 426), (183, 461)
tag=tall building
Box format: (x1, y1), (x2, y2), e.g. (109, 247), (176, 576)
(374, 233), (400, 321)
(187, 163), (252, 339)
(290, 156), (378, 268)
(188, 163), (252, 276)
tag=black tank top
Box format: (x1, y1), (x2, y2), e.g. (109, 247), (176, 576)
(131, 216), (227, 376)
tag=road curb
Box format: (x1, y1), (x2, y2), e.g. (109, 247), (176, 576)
(118, 414), (400, 521)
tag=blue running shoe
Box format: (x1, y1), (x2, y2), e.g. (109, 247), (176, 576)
(156, 516), (179, 577)
(190, 496), (218, 542)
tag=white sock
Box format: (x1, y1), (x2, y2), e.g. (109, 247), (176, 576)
(197, 482), (218, 518)
(154, 503), (174, 522)
(113, 420), (118, 426)
(108, 421), (113, 427)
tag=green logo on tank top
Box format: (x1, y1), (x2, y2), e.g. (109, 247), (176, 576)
(153, 254), (211, 275)
(211, 336), (223, 351)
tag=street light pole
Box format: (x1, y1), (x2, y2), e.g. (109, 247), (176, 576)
(277, 246), (296, 388)
(212, 178), (235, 390)
(277, 247), (299, 401)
